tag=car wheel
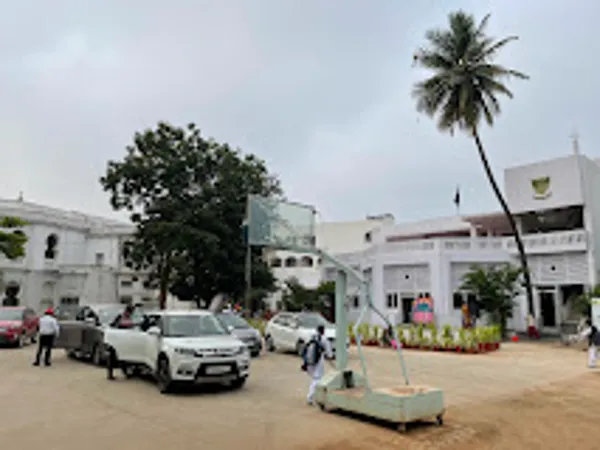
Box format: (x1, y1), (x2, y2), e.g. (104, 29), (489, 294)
(230, 376), (247, 390)
(17, 333), (25, 348)
(250, 350), (260, 358)
(66, 349), (77, 359)
(91, 344), (102, 366)
(156, 356), (173, 394)
(296, 340), (305, 357)
(265, 335), (276, 352)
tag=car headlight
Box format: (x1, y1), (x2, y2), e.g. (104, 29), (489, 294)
(235, 345), (248, 356)
(174, 348), (196, 356)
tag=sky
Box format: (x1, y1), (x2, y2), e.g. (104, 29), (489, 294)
(2, 0), (600, 225)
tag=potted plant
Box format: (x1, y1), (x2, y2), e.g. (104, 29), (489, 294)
(441, 325), (453, 351)
(416, 324), (425, 350)
(456, 329), (467, 353)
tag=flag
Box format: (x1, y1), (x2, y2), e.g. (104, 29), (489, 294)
(453, 186), (460, 208)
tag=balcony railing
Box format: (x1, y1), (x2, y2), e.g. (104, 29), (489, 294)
(323, 229), (588, 264)
(505, 229), (587, 253)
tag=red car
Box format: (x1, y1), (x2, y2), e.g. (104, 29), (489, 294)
(0, 307), (39, 347)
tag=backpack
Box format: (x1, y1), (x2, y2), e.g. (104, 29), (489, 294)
(302, 336), (324, 367)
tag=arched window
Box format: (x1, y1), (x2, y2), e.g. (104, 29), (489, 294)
(271, 257), (282, 268)
(284, 257), (297, 268)
(300, 256), (313, 267)
(45, 234), (58, 260)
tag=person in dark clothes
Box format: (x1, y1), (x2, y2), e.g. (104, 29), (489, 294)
(33, 308), (60, 367)
(579, 318), (599, 368)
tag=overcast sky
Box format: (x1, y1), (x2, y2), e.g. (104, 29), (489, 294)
(2, 0), (599, 224)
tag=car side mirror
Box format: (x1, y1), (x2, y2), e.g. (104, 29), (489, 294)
(147, 326), (161, 336)
(227, 325), (234, 332)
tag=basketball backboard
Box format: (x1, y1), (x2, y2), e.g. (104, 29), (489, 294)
(246, 195), (316, 251)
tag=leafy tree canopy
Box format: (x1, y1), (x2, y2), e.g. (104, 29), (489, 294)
(100, 122), (281, 309)
(461, 263), (521, 336)
(412, 10), (528, 135)
(0, 217), (28, 260)
(281, 278), (335, 319)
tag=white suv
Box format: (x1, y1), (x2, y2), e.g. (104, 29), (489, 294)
(264, 312), (342, 356)
(104, 310), (250, 393)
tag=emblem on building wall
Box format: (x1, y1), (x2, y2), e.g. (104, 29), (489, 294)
(531, 176), (551, 200)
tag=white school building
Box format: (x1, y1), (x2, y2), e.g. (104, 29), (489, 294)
(268, 153), (600, 334)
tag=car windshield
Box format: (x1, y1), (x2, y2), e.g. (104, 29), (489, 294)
(0, 309), (22, 321)
(217, 313), (250, 329)
(163, 314), (228, 337)
(97, 306), (143, 325)
(297, 313), (331, 329)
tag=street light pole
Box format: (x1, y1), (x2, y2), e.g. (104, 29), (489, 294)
(244, 243), (252, 317)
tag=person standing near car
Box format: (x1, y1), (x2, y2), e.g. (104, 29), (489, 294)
(302, 324), (333, 405)
(579, 318), (600, 368)
(106, 304), (136, 380)
(33, 308), (60, 367)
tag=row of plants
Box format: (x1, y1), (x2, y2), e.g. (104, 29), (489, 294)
(348, 323), (502, 354)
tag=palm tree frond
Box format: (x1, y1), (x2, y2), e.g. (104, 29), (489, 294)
(476, 36), (519, 62)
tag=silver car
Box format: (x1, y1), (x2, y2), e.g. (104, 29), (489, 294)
(216, 312), (262, 357)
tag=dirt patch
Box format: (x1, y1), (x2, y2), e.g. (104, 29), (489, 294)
(312, 372), (600, 450)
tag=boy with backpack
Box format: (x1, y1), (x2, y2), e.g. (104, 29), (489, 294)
(301, 324), (333, 405)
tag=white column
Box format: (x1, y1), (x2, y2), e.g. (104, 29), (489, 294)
(429, 243), (450, 325)
(371, 251), (385, 327)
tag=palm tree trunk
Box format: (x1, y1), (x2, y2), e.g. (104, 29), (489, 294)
(472, 127), (535, 318)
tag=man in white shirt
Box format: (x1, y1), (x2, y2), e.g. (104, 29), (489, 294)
(33, 308), (60, 367)
(304, 324), (333, 405)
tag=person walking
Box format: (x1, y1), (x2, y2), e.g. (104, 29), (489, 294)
(579, 318), (600, 368)
(33, 308), (60, 367)
(301, 324), (333, 405)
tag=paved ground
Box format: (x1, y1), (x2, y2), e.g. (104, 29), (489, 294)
(1, 342), (599, 449)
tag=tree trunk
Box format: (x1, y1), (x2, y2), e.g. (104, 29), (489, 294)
(472, 127), (535, 317)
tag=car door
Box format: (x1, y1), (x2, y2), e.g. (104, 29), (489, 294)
(141, 315), (163, 370)
(270, 315), (287, 349)
(23, 309), (35, 338)
(107, 316), (146, 363)
(282, 316), (299, 350)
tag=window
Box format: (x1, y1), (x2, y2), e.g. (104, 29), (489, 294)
(418, 292), (430, 299)
(163, 314), (228, 337)
(364, 232), (372, 243)
(453, 292), (464, 310)
(300, 256), (313, 267)
(386, 293), (399, 308)
(95, 253), (105, 265)
(284, 257), (297, 268)
(352, 295), (360, 308)
(142, 297), (153, 303)
(271, 257), (282, 268)
(120, 280), (133, 288)
(60, 297), (79, 306)
(44, 234), (58, 260)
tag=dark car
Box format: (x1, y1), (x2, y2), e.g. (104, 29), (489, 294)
(55, 304), (144, 365)
(216, 312), (262, 357)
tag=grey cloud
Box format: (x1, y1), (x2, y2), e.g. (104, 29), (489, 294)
(2, 0), (600, 225)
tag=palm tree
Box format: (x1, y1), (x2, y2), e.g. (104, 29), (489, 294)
(412, 11), (534, 317)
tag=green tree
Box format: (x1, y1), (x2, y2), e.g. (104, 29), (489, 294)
(281, 278), (334, 316)
(100, 122), (280, 309)
(461, 263), (521, 337)
(0, 217), (28, 306)
(0, 217), (27, 260)
(412, 11), (534, 317)
(573, 284), (600, 317)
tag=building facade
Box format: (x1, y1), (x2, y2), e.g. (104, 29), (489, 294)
(0, 199), (159, 312)
(266, 153), (600, 334)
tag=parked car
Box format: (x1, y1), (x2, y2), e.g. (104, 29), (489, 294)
(264, 312), (346, 356)
(55, 304), (144, 365)
(0, 306), (39, 347)
(216, 312), (262, 357)
(103, 310), (250, 394)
